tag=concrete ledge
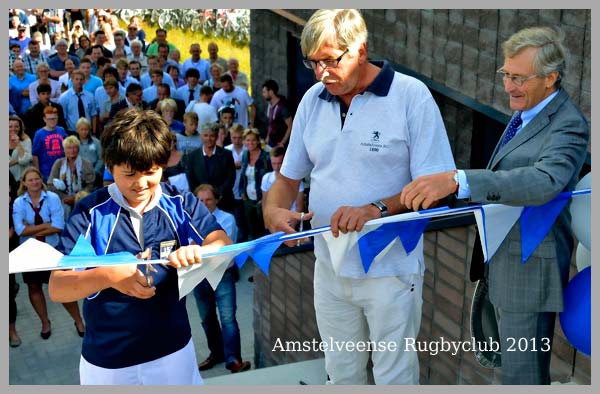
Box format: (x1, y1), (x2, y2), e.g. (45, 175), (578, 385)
(205, 358), (326, 385)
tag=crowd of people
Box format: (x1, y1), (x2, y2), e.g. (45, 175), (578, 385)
(9, 8), (589, 387)
(8, 7), (297, 380)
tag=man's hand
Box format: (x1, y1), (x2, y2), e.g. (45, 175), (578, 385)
(263, 205), (313, 246)
(330, 204), (381, 238)
(103, 264), (156, 299)
(400, 171), (457, 211)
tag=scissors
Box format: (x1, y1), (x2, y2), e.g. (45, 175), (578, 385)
(139, 247), (157, 287)
(297, 212), (305, 247)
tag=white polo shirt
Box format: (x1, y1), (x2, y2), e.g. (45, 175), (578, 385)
(281, 60), (455, 278)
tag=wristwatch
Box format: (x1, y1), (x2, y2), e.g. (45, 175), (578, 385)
(453, 169), (460, 193)
(370, 200), (388, 218)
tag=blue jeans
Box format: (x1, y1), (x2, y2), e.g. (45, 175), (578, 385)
(193, 266), (241, 364)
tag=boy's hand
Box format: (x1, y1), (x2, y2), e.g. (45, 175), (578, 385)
(167, 244), (204, 269)
(104, 264), (156, 299)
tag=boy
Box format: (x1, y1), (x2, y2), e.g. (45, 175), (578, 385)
(176, 111), (202, 155)
(49, 108), (231, 385)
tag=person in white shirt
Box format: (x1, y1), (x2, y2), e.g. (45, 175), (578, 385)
(186, 86), (218, 132)
(261, 146), (304, 218)
(224, 124), (247, 242)
(263, 9), (455, 385)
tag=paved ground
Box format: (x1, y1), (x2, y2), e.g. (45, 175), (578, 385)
(8, 263), (256, 385)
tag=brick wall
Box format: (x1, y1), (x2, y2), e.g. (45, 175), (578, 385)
(252, 228), (591, 384)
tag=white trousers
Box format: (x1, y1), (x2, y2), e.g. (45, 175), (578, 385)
(314, 259), (423, 385)
(79, 338), (203, 385)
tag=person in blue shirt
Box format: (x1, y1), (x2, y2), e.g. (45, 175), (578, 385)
(12, 166), (85, 341)
(48, 107), (231, 385)
(32, 106), (68, 182)
(192, 184), (251, 373)
(9, 60), (37, 116)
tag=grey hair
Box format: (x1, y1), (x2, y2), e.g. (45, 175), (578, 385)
(35, 61), (50, 71)
(300, 9), (368, 58)
(502, 26), (568, 87)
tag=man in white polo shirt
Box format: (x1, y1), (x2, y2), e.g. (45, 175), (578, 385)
(263, 9), (455, 385)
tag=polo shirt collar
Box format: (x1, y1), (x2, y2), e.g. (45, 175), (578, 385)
(318, 60), (393, 102)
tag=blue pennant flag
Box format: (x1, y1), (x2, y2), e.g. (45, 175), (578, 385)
(59, 235), (139, 268)
(69, 235), (96, 256)
(234, 232), (285, 275)
(358, 218), (430, 273)
(519, 191), (571, 263)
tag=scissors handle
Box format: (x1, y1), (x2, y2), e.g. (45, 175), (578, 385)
(297, 212), (305, 247)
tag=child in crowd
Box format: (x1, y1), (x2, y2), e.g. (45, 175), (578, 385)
(48, 108), (231, 385)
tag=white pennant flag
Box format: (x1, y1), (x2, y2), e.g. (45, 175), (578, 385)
(473, 204), (523, 262)
(177, 247), (251, 299)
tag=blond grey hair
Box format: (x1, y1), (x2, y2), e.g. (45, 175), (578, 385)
(502, 26), (568, 87)
(300, 9), (368, 58)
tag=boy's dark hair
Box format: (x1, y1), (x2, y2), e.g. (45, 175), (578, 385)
(219, 106), (235, 116)
(200, 85), (213, 96)
(270, 146), (286, 158)
(103, 66), (119, 80)
(125, 83), (142, 95)
(97, 56), (111, 68)
(219, 74), (233, 84)
(262, 79), (279, 95)
(101, 108), (175, 172)
(185, 68), (200, 79)
(36, 82), (52, 94)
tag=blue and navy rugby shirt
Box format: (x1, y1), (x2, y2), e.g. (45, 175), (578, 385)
(59, 182), (222, 369)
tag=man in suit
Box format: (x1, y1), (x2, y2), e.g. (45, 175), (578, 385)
(182, 123), (236, 213)
(148, 83), (186, 121)
(109, 83), (148, 119)
(400, 26), (590, 384)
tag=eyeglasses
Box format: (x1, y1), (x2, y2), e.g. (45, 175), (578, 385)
(303, 49), (349, 70)
(496, 68), (539, 87)
(45, 117), (58, 121)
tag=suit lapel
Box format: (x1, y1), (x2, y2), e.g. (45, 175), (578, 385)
(488, 90), (568, 169)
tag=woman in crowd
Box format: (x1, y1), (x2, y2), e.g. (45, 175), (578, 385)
(47, 136), (96, 219)
(9, 172), (22, 347)
(239, 128), (272, 240)
(167, 65), (185, 88)
(58, 58), (77, 92)
(74, 34), (91, 59)
(12, 167), (86, 339)
(9, 115), (32, 182)
(203, 63), (224, 92)
(158, 98), (185, 134)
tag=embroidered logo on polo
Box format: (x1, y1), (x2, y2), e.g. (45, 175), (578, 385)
(360, 130), (390, 152)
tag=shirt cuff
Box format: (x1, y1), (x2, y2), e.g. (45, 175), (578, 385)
(456, 170), (471, 199)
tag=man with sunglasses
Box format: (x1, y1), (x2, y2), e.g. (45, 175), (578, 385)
(263, 9), (454, 384)
(400, 27), (589, 384)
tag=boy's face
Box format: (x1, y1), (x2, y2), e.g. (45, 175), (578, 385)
(270, 155), (284, 173)
(220, 112), (233, 126)
(184, 118), (198, 132)
(111, 164), (163, 209)
(230, 132), (243, 147)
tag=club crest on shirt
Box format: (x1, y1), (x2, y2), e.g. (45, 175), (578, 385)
(360, 130), (390, 152)
(160, 240), (177, 259)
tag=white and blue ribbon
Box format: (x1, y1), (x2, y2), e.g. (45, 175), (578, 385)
(9, 189), (591, 294)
